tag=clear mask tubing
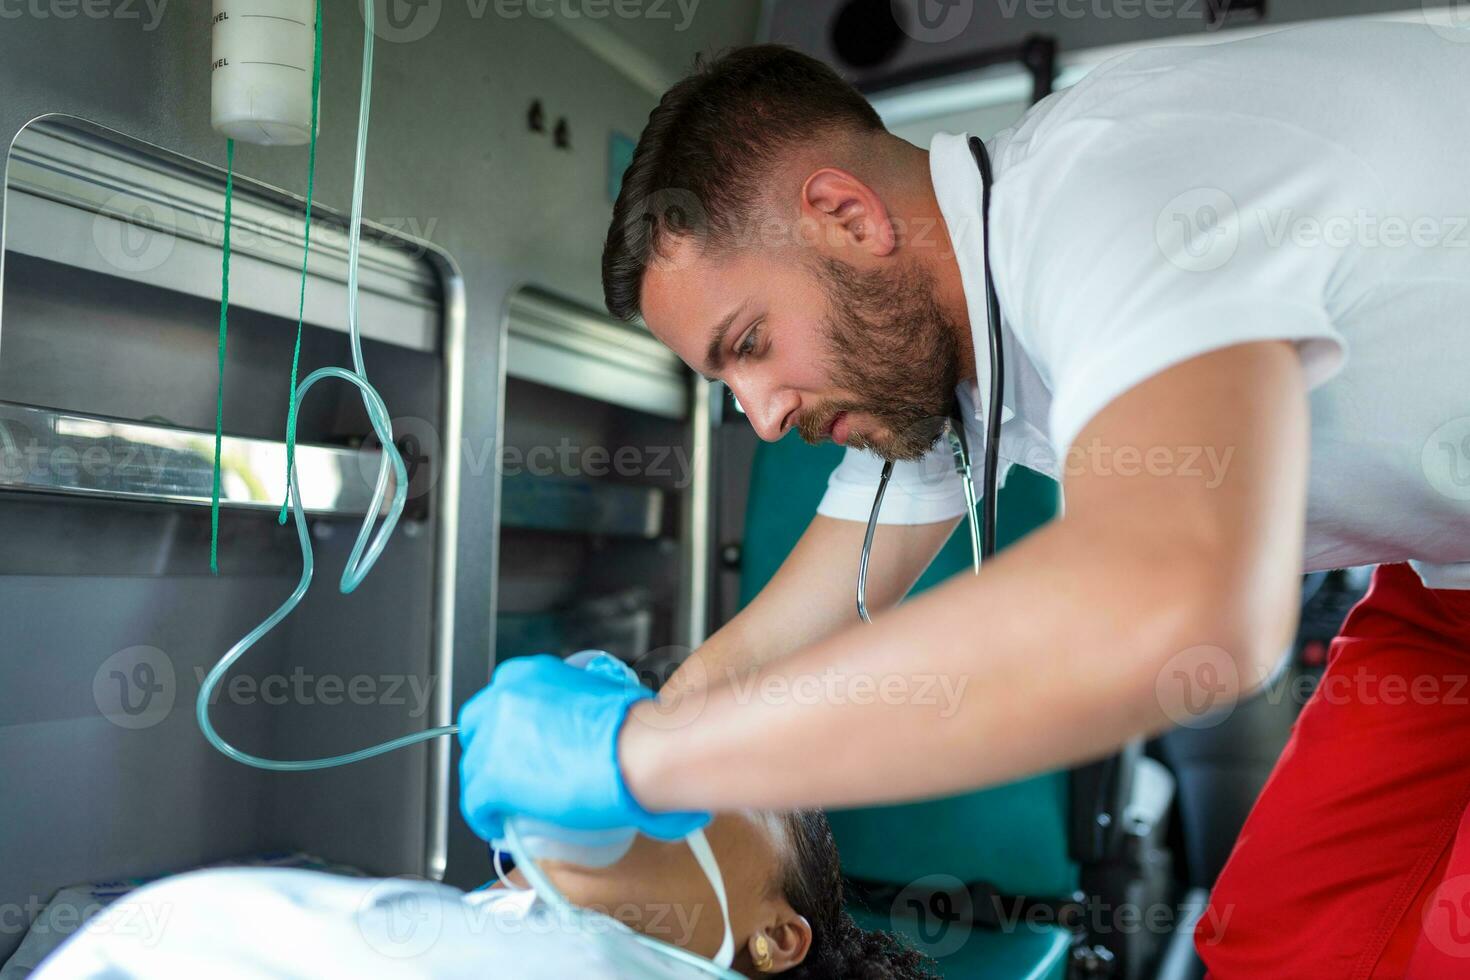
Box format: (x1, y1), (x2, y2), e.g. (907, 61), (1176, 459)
(196, 0), (452, 772)
(195, 8), (740, 978)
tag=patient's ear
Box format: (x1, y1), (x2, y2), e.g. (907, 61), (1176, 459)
(750, 913), (812, 973)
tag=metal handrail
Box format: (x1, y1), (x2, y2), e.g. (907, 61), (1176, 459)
(0, 401), (391, 516)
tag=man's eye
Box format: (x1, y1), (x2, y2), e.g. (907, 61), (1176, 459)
(737, 326), (761, 357)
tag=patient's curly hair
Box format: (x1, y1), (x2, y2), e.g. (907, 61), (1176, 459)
(778, 811), (937, 979)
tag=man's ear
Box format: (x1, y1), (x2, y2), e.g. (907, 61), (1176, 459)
(749, 914), (812, 973)
(801, 168), (897, 258)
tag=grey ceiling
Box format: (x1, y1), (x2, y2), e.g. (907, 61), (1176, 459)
(553, 0), (766, 93)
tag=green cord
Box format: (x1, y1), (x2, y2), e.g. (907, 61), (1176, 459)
(279, 0), (324, 524)
(196, 0), (428, 771)
(210, 137), (235, 576)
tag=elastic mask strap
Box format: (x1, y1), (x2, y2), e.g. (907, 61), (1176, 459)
(492, 847), (520, 892)
(503, 820), (740, 978)
(686, 828), (735, 969)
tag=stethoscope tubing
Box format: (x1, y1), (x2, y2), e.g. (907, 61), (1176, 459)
(856, 136), (1001, 623)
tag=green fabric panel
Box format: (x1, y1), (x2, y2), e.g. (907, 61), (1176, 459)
(738, 433), (846, 610)
(738, 433), (1079, 898)
(739, 437), (1063, 606)
(849, 907), (1072, 980)
(826, 775), (1075, 896)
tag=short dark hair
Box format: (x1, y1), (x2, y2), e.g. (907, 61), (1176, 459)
(779, 810), (936, 979)
(602, 45), (885, 322)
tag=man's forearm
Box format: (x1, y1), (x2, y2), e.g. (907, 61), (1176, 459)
(662, 616), (767, 695)
(624, 513), (1287, 812)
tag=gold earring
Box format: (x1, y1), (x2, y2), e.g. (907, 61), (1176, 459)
(752, 933), (775, 972)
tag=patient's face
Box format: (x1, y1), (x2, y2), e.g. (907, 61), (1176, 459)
(508, 810), (800, 967)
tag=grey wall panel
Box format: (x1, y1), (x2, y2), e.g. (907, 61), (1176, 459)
(0, 500), (440, 962)
(0, 573), (290, 956)
(263, 524), (438, 878)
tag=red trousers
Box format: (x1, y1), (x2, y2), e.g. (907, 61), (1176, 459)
(1199, 563), (1470, 979)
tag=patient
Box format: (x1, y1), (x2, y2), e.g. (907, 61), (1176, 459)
(35, 811), (931, 978)
(516, 808), (933, 978)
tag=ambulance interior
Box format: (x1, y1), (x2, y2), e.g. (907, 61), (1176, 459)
(3, 2), (1436, 977)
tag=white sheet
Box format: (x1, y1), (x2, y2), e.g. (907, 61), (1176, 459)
(33, 868), (711, 979)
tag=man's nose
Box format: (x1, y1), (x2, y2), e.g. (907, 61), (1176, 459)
(729, 381), (796, 443)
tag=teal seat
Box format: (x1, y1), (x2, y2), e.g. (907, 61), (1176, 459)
(850, 908), (1071, 980)
(740, 433), (1073, 979)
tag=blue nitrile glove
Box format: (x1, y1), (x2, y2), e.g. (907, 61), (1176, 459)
(457, 653), (710, 844)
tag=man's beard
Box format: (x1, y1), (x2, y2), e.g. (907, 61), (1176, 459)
(796, 257), (964, 462)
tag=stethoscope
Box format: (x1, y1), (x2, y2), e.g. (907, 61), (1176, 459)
(857, 136), (1003, 623)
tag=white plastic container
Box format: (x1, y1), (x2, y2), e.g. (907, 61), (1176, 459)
(504, 818), (640, 870)
(211, 0), (316, 145)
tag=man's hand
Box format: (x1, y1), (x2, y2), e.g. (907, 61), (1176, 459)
(457, 655), (710, 842)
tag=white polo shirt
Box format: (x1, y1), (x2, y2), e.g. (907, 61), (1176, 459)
(818, 20), (1470, 587)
